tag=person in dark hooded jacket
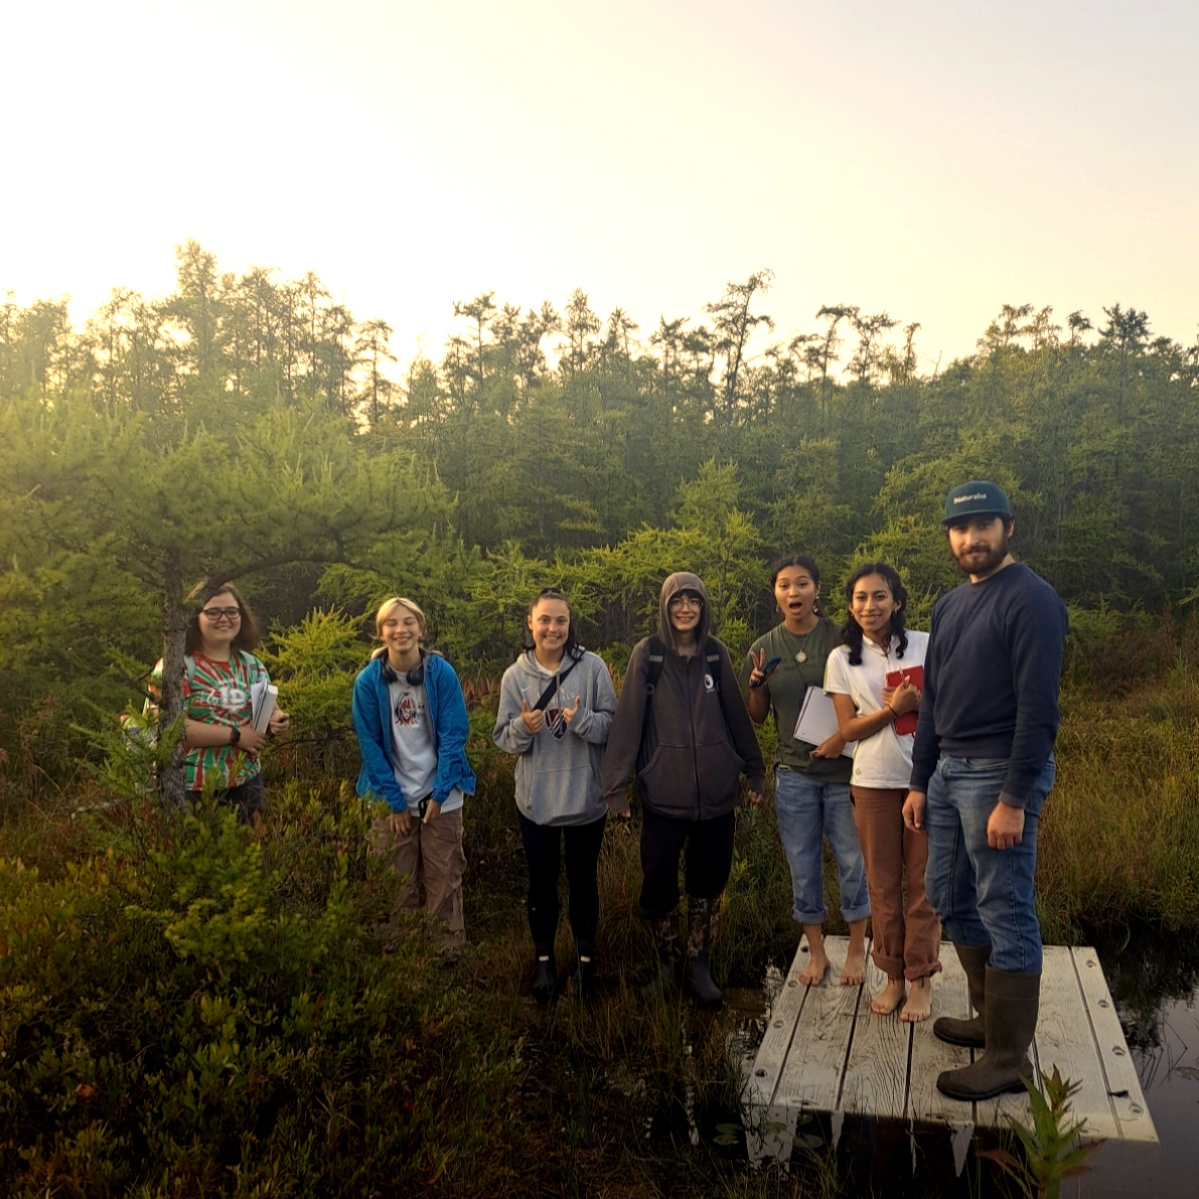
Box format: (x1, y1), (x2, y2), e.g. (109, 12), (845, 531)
(602, 572), (766, 1007)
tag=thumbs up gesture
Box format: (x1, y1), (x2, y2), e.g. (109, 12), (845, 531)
(561, 695), (582, 726)
(521, 697), (545, 733)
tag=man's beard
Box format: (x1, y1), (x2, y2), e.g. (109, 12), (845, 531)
(952, 529), (1011, 577)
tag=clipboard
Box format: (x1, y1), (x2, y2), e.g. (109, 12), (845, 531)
(793, 688), (854, 758)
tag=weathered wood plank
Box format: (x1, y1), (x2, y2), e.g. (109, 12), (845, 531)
(839, 950), (909, 1118)
(744, 963), (809, 1107)
(980, 947), (1118, 1137)
(1069, 947), (1158, 1143)
(774, 937), (861, 1113)
(909, 945), (974, 1126)
(744, 936), (816, 1166)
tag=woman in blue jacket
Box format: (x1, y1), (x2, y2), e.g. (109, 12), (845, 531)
(352, 596), (476, 954)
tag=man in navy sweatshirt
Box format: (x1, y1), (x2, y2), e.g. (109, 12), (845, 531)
(902, 481), (1068, 1102)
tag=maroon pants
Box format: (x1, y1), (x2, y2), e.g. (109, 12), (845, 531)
(851, 786), (941, 980)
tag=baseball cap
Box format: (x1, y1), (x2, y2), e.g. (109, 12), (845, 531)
(942, 480), (1012, 525)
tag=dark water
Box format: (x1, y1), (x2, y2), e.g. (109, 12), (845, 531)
(730, 930), (1199, 1197)
(1078, 926), (1199, 1199)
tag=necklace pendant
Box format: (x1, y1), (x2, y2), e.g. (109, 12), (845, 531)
(795, 651), (807, 664)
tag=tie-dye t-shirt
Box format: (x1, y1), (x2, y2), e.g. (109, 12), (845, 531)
(152, 651), (268, 792)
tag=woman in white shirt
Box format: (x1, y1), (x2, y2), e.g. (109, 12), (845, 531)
(824, 563), (941, 1020)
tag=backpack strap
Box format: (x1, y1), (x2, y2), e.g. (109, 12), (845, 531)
(645, 636), (721, 694)
(704, 637), (722, 694)
(645, 636), (666, 694)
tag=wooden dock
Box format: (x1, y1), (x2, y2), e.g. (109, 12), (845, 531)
(743, 936), (1158, 1169)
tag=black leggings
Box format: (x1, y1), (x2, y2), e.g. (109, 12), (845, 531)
(639, 807), (735, 919)
(517, 810), (606, 953)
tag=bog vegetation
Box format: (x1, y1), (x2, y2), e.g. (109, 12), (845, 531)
(2, 246), (1198, 1195)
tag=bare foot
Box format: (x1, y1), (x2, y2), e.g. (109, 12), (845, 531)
(840, 944), (867, 987)
(870, 976), (907, 1015)
(796, 950), (830, 987)
(900, 975), (933, 1023)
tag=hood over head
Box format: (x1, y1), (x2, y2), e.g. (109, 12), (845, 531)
(658, 571), (712, 654)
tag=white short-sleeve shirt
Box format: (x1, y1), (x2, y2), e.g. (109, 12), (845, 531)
(824, 630), (930, 790)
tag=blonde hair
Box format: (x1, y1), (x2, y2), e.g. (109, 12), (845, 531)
(371, 596), (427, 659)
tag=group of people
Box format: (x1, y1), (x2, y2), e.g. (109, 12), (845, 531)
(164, 479), (1067, 1104)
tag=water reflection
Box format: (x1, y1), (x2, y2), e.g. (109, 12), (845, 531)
(1084, 924), (1199, 1199)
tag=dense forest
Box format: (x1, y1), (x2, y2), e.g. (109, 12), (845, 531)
(2, 241), (1197, 779)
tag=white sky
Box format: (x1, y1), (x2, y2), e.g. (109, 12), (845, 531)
(4, 0), (1196, 373)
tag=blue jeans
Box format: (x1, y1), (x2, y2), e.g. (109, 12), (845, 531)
(923, 755), (1055, 973)
(773, 767), (871, 926)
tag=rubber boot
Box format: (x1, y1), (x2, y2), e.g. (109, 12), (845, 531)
(568, 940), (596, 1000)
(934, 943), (991, 1049)
(684, 896), (723, 1010)
(531, 943), (557, 1005)
(642, 912), (681, 1000)
(936, 967), (1040, 1101)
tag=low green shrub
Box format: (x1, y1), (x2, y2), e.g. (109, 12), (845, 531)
(0, 786), (527, 1196)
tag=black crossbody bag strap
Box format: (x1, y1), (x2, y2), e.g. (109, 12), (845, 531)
(533, 656), (580, 712)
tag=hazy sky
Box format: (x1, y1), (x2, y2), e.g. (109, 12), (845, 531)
(5, 0), (1196, 373)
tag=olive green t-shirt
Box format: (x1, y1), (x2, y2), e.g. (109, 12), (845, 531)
(741, 618), (852, 782)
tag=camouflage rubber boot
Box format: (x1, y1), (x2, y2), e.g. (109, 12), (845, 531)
(642, 912), (681, 1000)
(684, 895), (723, 1010)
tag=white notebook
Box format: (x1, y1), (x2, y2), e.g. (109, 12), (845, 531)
(793, 687), (854, 758)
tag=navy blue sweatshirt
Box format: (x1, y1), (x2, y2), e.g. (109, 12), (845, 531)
(909, 563), (1068, 807)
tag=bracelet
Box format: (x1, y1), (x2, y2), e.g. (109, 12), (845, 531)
(885, 705), (896, 719)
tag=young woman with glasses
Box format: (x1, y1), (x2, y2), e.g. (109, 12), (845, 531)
(352, 596), (477, 957)
(493, 588), (617, 1001)
(602, 572), (766, 1009)
(150, 581), (290, 822)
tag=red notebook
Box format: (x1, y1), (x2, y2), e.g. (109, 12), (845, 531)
(884, 665), (923, 735)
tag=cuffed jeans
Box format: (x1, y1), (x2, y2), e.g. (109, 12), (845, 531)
(923, 754), (1054, 974)
(773, 766), (871, 926)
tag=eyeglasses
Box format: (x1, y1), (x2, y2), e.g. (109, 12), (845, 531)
(668, 594), (703, 610)
(201, 607), (242, 621)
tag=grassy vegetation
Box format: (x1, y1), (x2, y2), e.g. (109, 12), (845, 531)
(2, 644), (1197, 1196)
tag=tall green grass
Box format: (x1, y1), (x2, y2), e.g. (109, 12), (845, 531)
(1039, 668), (1199, 939)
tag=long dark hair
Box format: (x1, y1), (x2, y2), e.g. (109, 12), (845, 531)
(769, 554), (826, 618)
(185, 580), (262, 655)
(522, 587), (583, 660)
(841, 562), (909, 666)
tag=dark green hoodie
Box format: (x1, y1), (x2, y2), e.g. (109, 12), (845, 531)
(601, 571), (766, 819)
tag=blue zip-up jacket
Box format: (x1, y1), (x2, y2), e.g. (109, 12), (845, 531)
(352, 652), (477, 812)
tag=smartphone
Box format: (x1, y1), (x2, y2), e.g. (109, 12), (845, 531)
(751, 656), (783, 688)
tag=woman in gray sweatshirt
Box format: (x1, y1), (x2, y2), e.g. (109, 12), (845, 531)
(494, 587), (617, 1001)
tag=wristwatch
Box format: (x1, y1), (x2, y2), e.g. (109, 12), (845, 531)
(230, 726), (241, 746)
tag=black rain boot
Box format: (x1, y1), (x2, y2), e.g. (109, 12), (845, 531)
(685, 896), (723, 1010)
(569, 940), (596, 1000)
(936, 967), (1040, 1101)
(934, 943), (991, 1049)
(642, 912), (681, 1000)
(531, 943), (557, 1005)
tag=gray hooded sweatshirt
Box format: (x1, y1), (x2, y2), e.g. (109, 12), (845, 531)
(601, 571), (766, 819)
(493, 648), (617, 826)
